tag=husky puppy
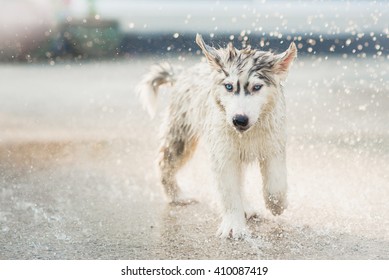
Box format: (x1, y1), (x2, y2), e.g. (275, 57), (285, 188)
(138, 34), (297, 238)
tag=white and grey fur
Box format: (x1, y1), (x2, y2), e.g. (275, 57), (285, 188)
(137, 34), (297, 239)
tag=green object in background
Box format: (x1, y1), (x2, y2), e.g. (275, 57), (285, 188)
(61, 18), (121, 58)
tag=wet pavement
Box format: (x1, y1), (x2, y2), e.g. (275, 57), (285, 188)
(0, 56), (388, 259)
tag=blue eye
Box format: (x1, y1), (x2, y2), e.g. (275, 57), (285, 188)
(225, 83), (233, 92)
(253, 84), (263, 91)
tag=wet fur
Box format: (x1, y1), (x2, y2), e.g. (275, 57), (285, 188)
(137, 34), (297, 239)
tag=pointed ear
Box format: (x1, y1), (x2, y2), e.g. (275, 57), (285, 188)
(227, 42), (237, 60)
(273, 42), (297, 80)
(196, 34), (225, 71)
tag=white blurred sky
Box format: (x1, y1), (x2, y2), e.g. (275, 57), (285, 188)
(0, 0), (387, 35)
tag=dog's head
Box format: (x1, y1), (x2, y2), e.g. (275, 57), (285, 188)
(196, 34), (297, 133)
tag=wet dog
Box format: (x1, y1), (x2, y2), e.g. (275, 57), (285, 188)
(137, 34), (297, 238)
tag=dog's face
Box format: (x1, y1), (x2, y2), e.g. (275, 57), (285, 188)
(196, 34), (297, 133)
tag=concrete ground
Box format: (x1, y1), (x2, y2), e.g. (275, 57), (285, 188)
(0, 56), (388, 259)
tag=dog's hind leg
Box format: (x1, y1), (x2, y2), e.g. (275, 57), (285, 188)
(260, 152), (288, 215)
(158, 127), (198, 205)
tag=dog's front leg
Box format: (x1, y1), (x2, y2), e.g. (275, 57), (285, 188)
(213, 156), (247, 239)
(260, 152), (288, 216)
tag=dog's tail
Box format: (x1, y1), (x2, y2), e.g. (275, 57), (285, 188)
(137, 62), (175, 118)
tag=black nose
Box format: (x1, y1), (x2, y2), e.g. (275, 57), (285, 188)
(232, 114), (249, 131)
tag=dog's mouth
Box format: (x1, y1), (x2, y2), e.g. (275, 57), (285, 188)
(232, 119), (260, 135)
(232, 124), (253, 135)
(235, 126), (249, 133)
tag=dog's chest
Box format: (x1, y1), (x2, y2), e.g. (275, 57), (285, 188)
(231, 129), (264, 162)
(237, 138), (261, 162)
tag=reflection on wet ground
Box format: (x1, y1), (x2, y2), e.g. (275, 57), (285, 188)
(0, 57), (388, 259)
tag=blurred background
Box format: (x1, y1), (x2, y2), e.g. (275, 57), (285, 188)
(1, 0), (389, 259)
(0, 0), (388, 61)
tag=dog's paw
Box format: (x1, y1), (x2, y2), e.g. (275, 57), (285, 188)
(245, 211), (260, 221)
(217, 214), (248, 239)
(244, 205), (260, 220)
(265, 194), (288, 216)
(170, 198), (198, 206)
(170, 192), (198, 206)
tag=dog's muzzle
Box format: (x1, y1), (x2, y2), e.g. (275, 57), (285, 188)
(232, 114), (249, 132)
